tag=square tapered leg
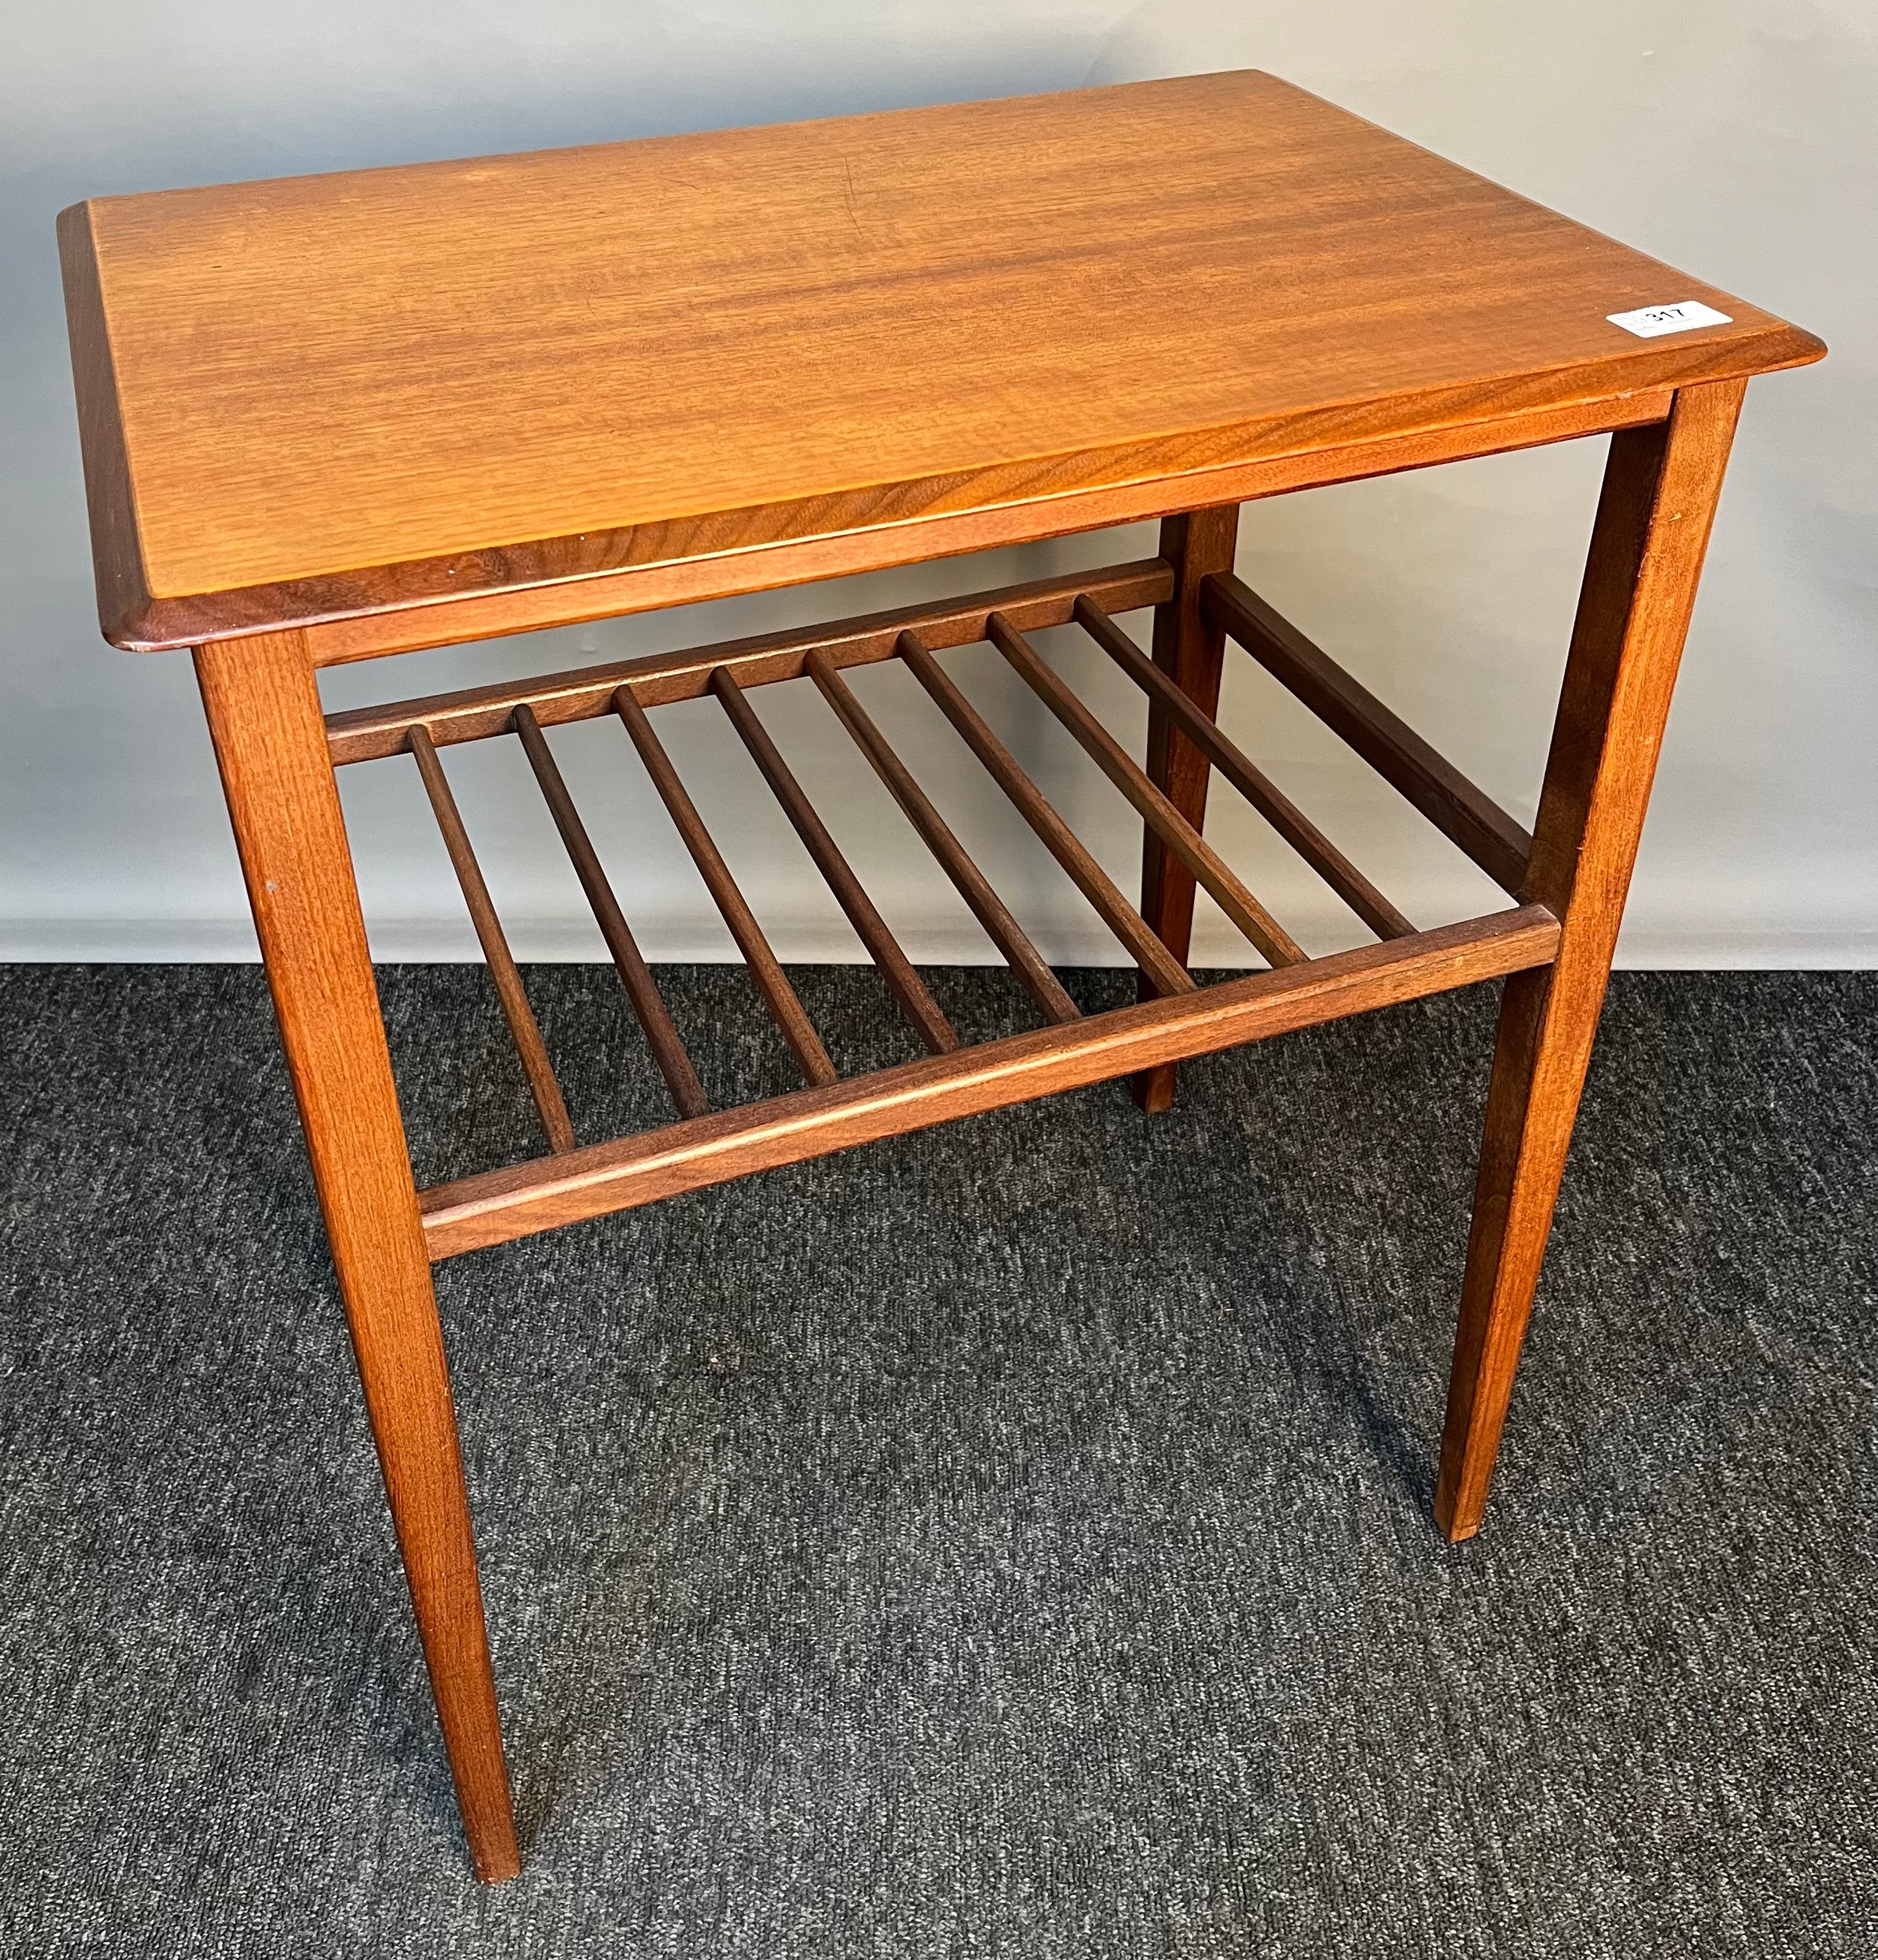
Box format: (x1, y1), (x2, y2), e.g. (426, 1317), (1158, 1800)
(195, 629), (521, 1880)
(1436, 379), (1747, 1540)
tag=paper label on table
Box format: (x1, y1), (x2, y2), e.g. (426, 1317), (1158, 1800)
(1606, 300), (1733, 339)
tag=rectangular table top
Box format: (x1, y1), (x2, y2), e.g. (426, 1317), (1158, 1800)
(60, 69), (1822, 654)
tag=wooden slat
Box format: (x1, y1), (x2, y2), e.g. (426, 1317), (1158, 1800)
(408, 726), (577, 1153)
(421, 904), (1562, 1258)
(895, 630), (1194, 998)
(711, 669), (957, 1056)
(1074, 594), (1417, 941)
(510, 705), (708, 1119)
(325, 561), (1174, 766)
(805, 650), (1080, 1028)
(985, 612), (1304, 969)
(1202, 572), (1533, 895)
(611, 688), (836, 1089)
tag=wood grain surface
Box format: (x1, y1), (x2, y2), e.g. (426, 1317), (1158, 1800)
(294, 391), (1677, 666)
(59, 71), (1821, 653)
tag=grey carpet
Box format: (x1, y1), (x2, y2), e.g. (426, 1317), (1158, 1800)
(0, 964), (1872, 1958)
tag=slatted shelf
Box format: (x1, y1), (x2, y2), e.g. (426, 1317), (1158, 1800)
(418, 908), (1559, 1259)
(334, 557), (1558, 1258)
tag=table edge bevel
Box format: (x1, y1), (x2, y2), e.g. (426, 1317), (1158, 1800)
(81, 343), (1817, 663)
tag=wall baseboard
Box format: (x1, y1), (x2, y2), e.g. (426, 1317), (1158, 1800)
(3, 917), (1874, 969)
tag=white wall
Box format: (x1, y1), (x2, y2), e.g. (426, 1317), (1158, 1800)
(4, 2), (1871, 966)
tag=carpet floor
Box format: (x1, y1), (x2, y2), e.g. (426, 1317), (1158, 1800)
(0, 965), (1872, 1958)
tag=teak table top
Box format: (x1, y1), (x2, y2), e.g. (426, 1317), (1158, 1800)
(60, 69), (1822, 657)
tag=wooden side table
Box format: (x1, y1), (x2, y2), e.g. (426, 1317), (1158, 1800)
(58, 71), (1822, 1880)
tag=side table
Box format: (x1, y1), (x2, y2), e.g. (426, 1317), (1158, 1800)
(59, 71), (1823, 1879)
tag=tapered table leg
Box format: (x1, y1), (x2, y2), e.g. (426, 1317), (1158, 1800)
(195, 630), (521, 1880)
(1435, 379), (1747, 1541)
(1135, 504), (1239, 1113)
